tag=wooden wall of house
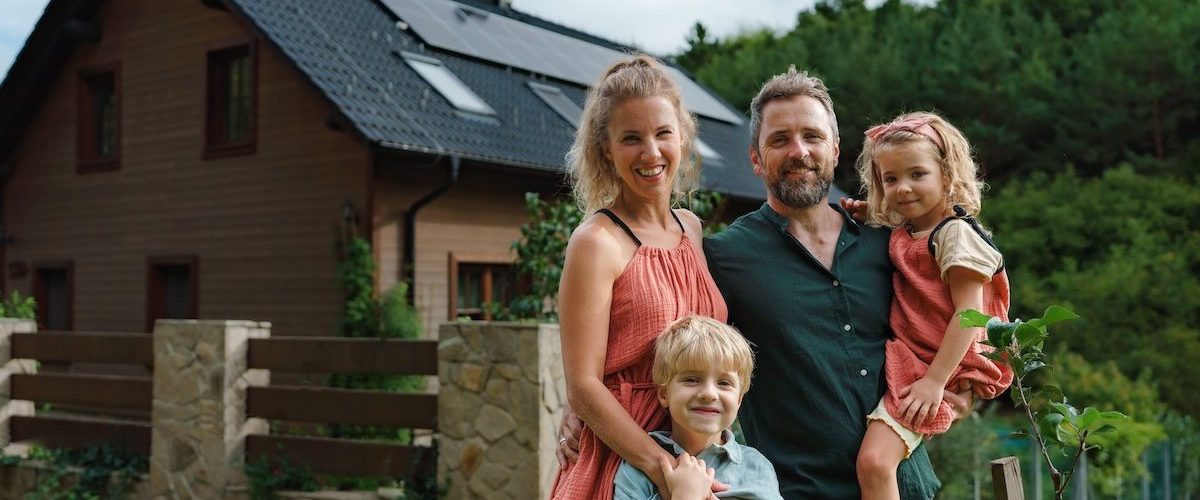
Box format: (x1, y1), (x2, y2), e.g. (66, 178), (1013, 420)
(374, 165), (563, 338)
(2, 0), (368, 335)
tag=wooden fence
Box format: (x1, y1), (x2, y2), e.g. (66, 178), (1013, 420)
(243, 336), (439, 477)
(4, 329), (439, 479)
(8, 330), (153, 455)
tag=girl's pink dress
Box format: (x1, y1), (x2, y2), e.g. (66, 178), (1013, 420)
(551, 232), (727, 500)
(882, 227), (1014, 435)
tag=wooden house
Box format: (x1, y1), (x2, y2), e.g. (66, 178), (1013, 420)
(0, 0), (764, 338)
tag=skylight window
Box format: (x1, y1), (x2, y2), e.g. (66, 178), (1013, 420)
(695, 138), (722, 161)
(527, 81), (582, 128)
(402, 53), (494, 115)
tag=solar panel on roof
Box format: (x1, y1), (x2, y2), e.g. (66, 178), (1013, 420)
(380, 0), (744, 125)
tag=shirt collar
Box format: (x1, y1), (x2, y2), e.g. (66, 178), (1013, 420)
(648, 429), (743, 464)
(756, 201), (862, 236)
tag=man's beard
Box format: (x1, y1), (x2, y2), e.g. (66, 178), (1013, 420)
(770, 157), (833, 209)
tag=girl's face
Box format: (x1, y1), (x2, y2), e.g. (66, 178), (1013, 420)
(876, 141), (949, 231)
(603, 96), (682, 205)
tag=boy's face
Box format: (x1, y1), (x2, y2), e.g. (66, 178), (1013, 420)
(657, 363), (743, 447)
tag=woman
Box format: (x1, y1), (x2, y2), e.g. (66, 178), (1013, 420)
(552, 55), (728, 500)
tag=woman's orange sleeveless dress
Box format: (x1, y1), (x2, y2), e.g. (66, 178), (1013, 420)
(551, 210), (728, 500)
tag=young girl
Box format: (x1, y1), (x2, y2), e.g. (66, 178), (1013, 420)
(852, 112), (1014, 499)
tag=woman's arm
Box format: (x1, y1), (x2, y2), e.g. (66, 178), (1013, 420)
(559, 222), (676, 493)
(898, 266), (988, 425)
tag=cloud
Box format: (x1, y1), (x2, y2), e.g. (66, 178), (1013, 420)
(0, 0), (51, 78)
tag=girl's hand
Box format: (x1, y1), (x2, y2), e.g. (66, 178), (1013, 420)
(659, 454), (716, 500)
(898, 376), (945, 427)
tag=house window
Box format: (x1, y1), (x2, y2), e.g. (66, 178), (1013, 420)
(528, 81), (582, 127)
(77, 65), (120, 172)
(147, 256), (198, 332)
(205, 43), (256, 157)
(451, 261), (517, 321)
(401, 52), (495, 116)
(33, 263), (73, 330)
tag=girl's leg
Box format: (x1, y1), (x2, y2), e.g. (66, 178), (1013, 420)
(857, 420), (908, 500)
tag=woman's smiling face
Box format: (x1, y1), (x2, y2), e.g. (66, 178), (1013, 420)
(604, 96), (682, 204)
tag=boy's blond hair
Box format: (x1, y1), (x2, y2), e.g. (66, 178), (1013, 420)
(652, 315), (755, 396)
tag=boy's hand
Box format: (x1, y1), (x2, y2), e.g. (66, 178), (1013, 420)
(898, 376), (945, 427)
(839, 196), (868, 222)
(659, 454), (714, 500)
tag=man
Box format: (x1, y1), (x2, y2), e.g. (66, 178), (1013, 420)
(703, 67), (966, 499)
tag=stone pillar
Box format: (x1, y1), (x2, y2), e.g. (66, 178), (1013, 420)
(0, 319), (36, 450)
(438, 322), (565, 500)
(149, 319), (270, 499)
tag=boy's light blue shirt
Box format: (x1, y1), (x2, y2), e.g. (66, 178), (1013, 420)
(614, 430), (783, 500)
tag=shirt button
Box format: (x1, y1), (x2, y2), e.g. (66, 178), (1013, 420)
(843, 324), (852, 332)
(860, 369), (868, 376)
(833, 280), (840, 287)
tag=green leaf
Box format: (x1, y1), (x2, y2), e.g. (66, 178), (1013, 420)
(986, 319), (1016, 350)
(1014, 322), (1047, 349)
(1039, 413), (1065, 447)
(959, 309), (993, 328)
(1078, 407), (1101, 428)
(1037, 384), (1064, 404)
(1040, 305), (1080, 326)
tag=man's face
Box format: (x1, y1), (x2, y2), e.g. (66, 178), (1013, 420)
(750, 96), (840, 209)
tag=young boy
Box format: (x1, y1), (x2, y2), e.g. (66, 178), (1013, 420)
(613, 315), (782, 500)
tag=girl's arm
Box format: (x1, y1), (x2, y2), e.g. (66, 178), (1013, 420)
(898, 266), (988, 426)
(559, 223), (675, 495)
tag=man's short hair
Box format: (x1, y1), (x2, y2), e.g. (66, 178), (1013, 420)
(749, 66), (839, 153)
(652, 315), (755, 396)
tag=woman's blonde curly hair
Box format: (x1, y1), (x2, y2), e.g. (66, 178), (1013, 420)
(567, 54), (699, 214)
(855, 111), (984, 228)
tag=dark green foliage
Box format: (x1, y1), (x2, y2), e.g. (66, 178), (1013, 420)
(1050, 351), (1165, 496)
(507, 193), (583, 321)
(985, 168), (1200, 416)
(331, 237), (426, 442)
(924, 409), (1005, 499)
(0, 290), (36, 319)
(672, 0), (1200, 186)
(244, 453), (317, 500)
(964, 306), (1128, 499)
(22, 445), (147, 500)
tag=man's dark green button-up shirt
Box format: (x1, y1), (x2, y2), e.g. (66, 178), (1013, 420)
(704, 203), (940, 500)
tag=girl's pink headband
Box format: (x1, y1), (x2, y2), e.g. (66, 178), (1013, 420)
(864, 117), (945, 152)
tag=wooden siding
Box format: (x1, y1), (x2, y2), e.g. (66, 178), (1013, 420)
(374, 166), (562, 338)
(3, 0), (368, 335)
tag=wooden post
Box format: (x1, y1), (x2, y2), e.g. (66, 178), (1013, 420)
(991, 456), (1025, 500)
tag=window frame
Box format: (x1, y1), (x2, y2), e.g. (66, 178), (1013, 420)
(32, 260), (74, 331)
(204, 40), (258, 159)
(76, 63), (121, 174)
(401, 52), (496, 117)
(447, 253), (517, 321)
(146, 255), (199, 332)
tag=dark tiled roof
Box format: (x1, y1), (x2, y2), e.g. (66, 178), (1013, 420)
(227, 0), (764, 199)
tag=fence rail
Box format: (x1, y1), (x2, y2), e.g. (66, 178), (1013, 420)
(9, 415), (151, 454)
(245, 433), (436, 478)
(246, 386), (436, 428)
(10, 373), (151, 412)
(247, 337), (437, 374)
(11, 331), (153, 365)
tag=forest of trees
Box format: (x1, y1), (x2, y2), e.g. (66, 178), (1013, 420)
(670, 0), (1199, 495)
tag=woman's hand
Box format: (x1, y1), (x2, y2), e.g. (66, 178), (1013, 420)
(898, 375), (945, 427)
(555, 404), (583, 468)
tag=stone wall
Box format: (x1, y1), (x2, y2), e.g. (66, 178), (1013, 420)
(149, 319), (271, 499)
(438, 322), (564, 499)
